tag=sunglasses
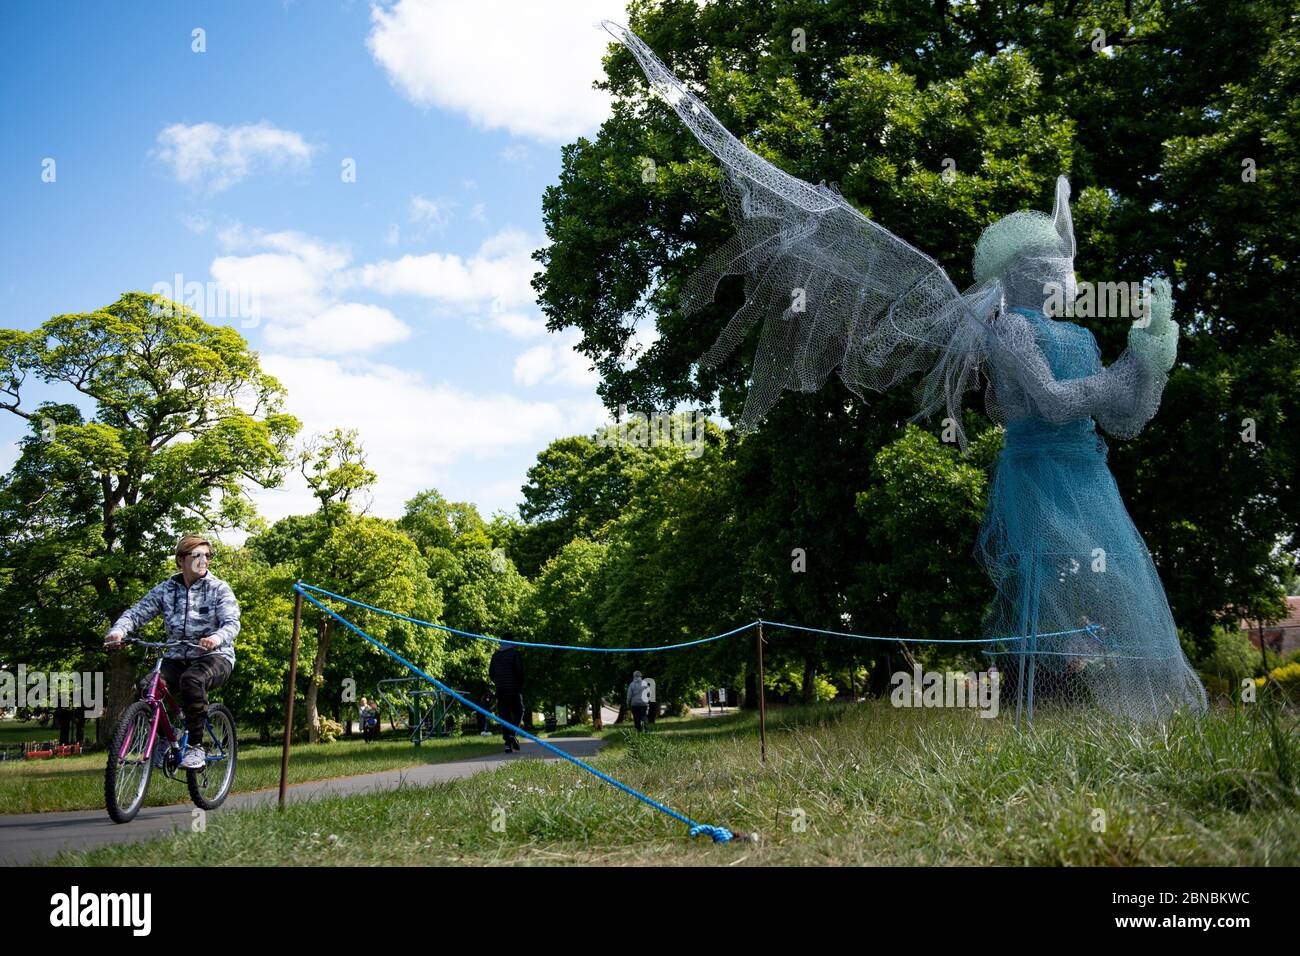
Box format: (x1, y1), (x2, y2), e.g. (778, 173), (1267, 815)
(183, 550), (213, 561)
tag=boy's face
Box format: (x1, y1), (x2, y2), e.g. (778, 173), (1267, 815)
(176, 546), (212, 577)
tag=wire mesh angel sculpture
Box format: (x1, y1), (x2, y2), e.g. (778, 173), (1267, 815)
(606, 23), (1206, 723)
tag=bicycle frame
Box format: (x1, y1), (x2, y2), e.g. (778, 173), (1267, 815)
(116, 641), (223, 771)
(117, 659), (185, 767)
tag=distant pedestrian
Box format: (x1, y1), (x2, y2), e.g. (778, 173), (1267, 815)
(489, 642), (524, 753)
(627, 671), (651, 732)
(359, 697), (379, 743)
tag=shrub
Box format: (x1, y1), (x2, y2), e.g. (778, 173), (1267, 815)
(1200, 627), (1263, 683)
(1265, 662), (1300, 704)
(316, 717), (343, 743)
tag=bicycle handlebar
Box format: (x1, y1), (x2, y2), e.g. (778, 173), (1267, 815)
(108, 637), (206, 650)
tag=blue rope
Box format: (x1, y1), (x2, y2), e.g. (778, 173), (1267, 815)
(758, 619), (1096, 643)
(293, 584), (735, 844)
(297, 582), (1096, 652)
(296, 582), (754, 652)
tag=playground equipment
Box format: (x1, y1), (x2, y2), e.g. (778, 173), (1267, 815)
(22, 741), (83, 759)
(374, 677), (463, 745)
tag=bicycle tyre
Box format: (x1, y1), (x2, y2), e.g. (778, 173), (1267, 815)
(187, 703), (237, 810)
(105, 700), (156, 824)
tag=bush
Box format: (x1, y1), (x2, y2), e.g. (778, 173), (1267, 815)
(316, 717), (343, 743)
(1265, 662), (1300, 703)
(1199, 673), (1231, 700)
(765, 666), (839, 703)
(1199, 627), (1263, 683)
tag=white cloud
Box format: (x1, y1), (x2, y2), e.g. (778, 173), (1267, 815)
(210, 228), (410, 354)
(409, 194), (453, 236)
(249, 354), (606, 523)
(355, 226), (538, 307)
(488, 309), (547, 339)
(513, 336), (598, 389)
(264, 303), (410, 354)
(366, 0), (624, 142)
(620, 319), (662, 369)
(499, 144), (530, 165)
(153, 121), (314, 192)
(211, 228), (349, 322)
(211, 223), (563, 354)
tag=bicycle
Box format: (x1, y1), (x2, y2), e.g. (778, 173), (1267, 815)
(104, 638), (238, 823)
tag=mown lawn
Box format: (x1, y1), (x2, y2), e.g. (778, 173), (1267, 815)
(0, 719), (101, 746)
(49, 699), (1300, 866)
(0, 731), (504, 814)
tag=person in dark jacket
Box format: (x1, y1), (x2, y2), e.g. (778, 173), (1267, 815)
(488, 642), (524, 753)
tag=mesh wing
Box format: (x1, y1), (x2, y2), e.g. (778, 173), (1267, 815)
(607, 23), (994, 433)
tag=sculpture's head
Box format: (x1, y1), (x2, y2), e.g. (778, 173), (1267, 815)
(973, 176), (1076, 311)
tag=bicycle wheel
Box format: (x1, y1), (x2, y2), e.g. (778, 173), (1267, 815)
(187, 703), (237, 810)
(105, 700), (156, 824)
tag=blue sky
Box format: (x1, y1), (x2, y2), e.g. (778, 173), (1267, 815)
(0, 0), (640, 540)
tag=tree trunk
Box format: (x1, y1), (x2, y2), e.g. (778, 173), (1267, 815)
(801, 655), (817, 705)
(100, 651), (137, 745)
(743, 667), (759, 710)
(304, 617), (332, 743)
(590, 694), (604, 730)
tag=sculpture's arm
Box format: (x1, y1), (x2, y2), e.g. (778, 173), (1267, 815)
(991, 279), (1178, 438)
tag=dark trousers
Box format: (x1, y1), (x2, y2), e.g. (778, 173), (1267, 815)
(159, 655), (232, 738)
(496, 689), (523, 745)
(631, 704), (648, 731)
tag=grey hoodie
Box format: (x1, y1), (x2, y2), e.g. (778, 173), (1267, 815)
(110, 570), (239, 667)
(627, 677), (650, 706)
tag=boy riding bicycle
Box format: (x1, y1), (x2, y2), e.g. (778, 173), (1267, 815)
(105, 534), (240, 769)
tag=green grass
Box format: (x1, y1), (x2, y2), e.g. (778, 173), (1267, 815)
(49, 699), (1300, 866)
(0, 732), (504, 814)
(0, 719), (101, 746)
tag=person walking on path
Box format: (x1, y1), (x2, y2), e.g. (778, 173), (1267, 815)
(627, 671), (651, 732)
(489, 643), (524, 753)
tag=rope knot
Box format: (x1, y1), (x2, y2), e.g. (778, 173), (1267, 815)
(689, 824), (735, 843)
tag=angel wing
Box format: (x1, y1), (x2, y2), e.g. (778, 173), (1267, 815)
(604, 22), (999, 437)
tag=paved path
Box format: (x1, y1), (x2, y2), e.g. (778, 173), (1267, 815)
(0, 737), (604, 866)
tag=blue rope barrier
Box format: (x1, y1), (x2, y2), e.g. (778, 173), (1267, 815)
(758, 619), (1097, 643)
(293, 584), (736, 844)
(298, 582), (1097, 652)
(296, 582), (755, 652)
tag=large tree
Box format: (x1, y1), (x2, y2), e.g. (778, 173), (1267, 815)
(398, 489), (533, 694)
(248, 430), (444, 741)
(534, 0), (1298, 657)
(0, 292), (299, 738)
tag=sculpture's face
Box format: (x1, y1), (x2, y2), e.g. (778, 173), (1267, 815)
(1002, 248), (1076, 315)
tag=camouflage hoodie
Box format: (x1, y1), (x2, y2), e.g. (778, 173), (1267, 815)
(110, 570), (239, 666)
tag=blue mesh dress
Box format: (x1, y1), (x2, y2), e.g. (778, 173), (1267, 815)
(978, 308), (1207, 722)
